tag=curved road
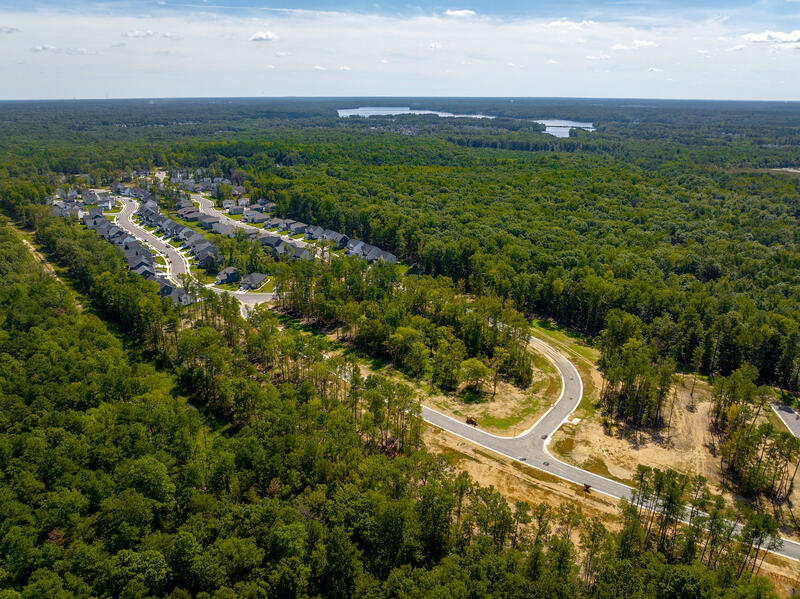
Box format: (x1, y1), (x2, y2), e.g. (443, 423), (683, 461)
(115, 197), (274, 306)
(117, 196), (190, 284)
(424, 337), (800, 562)
(115, 195), (800, 562)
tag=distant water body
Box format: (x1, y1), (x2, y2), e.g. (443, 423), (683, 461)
(337, 107), (595, 138)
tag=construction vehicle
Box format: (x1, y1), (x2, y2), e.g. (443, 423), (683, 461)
(465, 416), (478, 427)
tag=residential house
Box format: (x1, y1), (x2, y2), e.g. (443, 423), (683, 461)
(259, 234), (282, 249)
(169, 287), (193, 306)
(279, 220), (296, 232)
(288, 243), (312, 261)
(345, 239), (365, 257)
(240, 272), (268, 291)
(196, 246), (220, 267)
(222, 200), (235, 210)
(288, 222), (308, 235)
(234, 190), (248, 201)
(216, 266), (240, 285)
(156, 278), (175, 297)
(132, 264), (157, 280)
(243, 211), (269, 224)
(305, 225), (325, 240)
(212, 222), (236, 237)
(321, 230), (349, 249)
(198, 215), (219, 229)
(228, 205), (244, 215)
(177, 207), (199, 221)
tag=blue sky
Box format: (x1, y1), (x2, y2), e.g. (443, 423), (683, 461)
(0, 0), (799, 100)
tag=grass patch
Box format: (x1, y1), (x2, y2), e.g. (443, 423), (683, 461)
(478, 401), (542, 431)
(213, 282), (240, 292)
(248, 279), (275, 293)
(155, 256), (166, 266)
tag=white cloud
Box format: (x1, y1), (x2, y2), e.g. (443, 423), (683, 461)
(586, 54), (609, 60)
(612, 39), (656, 50)
(339, 65), (351, 70)
(545, 19), (594, 31)
(742, 29), (800, 44)
(124, 29), (154, 38)
(444, 9), (475, 17)
(696, 49), (710, 57)
(0, 26), (20, 34)
(313, 65), (326, 70)
(250, 31), (279, 42)
(32, 45), (96, 55)
(275, 50), (290, 56)
(429, 41), (441, 49)
(648, 66), (664, 72)
(380, 58), (389, 64)
(162, 32), (182, 40)
(726, 44), (744, 51)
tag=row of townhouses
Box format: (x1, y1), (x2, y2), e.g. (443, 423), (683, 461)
(81, 208), (192, 305)
(220, 202), (398, 265)
(136, 200), (221, 268)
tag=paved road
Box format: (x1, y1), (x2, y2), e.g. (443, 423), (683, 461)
(115, 197), (274, 306)
(117, 195), (800, 562)
(423, 336), (800, 562)
(116, 197), (190, 284)
(773, 404), (800, 438)
(423, 337), (632, 498)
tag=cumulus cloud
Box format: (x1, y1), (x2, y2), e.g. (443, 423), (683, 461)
(612, 39), (656, 50)
(32, 45), (96, 55)
(429, 41), (441, 49)
(586, 54), (609, 60)
(726, 44), (745, 51)
(313, 65), (326, 70)
(162, 32), (182, 40)
(648, 66), (664, 72)
(444, 9), (475, 17)
(339, 65), (351, 71)
(250, 31), (279, 42)
(0, 26), (20, 34)
(124, 29), (154, 38)
(742, 29), (800, 44)
(275, 50), (290, 56)
(545, 19), (594, 31)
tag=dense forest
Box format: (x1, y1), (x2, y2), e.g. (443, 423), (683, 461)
(2, 98), (800, 596)
(0, 212), (785, 598)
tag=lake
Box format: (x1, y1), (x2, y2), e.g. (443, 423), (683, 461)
(533, 119), (595, 138)
(337, 107), (594, 137)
